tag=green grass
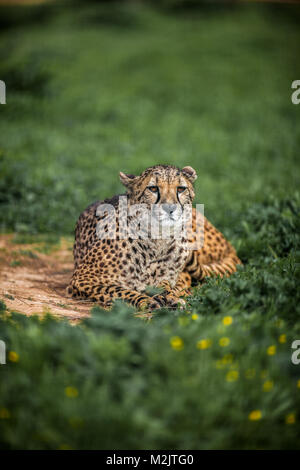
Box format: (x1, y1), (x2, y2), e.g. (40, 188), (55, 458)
(0, 1), (300, 450)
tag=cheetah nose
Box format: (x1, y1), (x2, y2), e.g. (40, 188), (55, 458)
(162, 204), (177, 216)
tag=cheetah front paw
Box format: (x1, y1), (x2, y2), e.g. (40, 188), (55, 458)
(149, 295), (168, 310)
(164, 295), (186, 310)
(138, 294), (167, 311)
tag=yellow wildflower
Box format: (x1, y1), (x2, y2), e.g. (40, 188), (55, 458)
(197, 339), (212, 350)
(263, 380), (274, 392)
(59, 444), (73, 450)
(278, 334), (286, 344)
(285, 413), (296, 425)
(223, 316), (233, 326)
(267, 345), (276, 356)
(191, 314), (199, 321)
(249, 410), (262, 421)
(8, 351), (19, 362)
(219, 337), (230, 347)
(65, 387), (78, 398)
(222, 354), (233, 365)
(0, 408), (10, 419)
(170, 336), (184, 351)
(226, 370), (239, 382)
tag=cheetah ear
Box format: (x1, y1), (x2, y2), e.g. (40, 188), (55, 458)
(119, 172), (138, 188)
(182, 166), (197, 183)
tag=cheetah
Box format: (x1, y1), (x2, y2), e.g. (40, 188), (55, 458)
(66, 165), (241, 310)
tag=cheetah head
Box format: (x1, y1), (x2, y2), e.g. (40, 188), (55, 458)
(119, 165), (197, 230)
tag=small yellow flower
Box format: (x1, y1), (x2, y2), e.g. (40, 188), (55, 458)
(222, 354), (233, 365)
(278, 334), (286, 344)
(0, 408), (10, 419)
(8, 351), (19, 362)
(226, 370), (239, 382)
(267, 345), (276, 356)
(245, 369), (256, 379)
(197, 338), (212, 350)
(191, 314), (198, 321)
(263, 380), (274, 392)
(249, 410), (262, 421)
(223, 316), (233, 326)
(285, 413), (296, 425)
(170, 336), (184, 351)
(219, 337), (230, 347)
(59, 444), (73, 450)
(297, 379), (300, 389)
(65, 386), (78, 398)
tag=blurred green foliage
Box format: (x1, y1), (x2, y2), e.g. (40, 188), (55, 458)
(0, 2), (299, 235)
(0, 1), (300, 450)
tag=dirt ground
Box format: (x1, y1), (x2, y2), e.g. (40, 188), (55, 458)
(0, 234), (152, 322)
(0, 234), (93, 322)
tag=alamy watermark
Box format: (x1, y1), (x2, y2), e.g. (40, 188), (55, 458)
(291, 340), (300, 365)
(0, 340), (6, 365)
(95, 198), (205, 250)
(0, 80), (6, 104)
(291, 80), (300, 105)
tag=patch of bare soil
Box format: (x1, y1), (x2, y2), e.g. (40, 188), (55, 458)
(0, 234), (93, 322)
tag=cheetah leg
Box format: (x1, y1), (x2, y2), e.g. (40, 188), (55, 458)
(186, 250), (241, 281)
(173, 271), (192, 296)
(185, 208), (242, 282)
(158, 272), (192, 308)
(66, 273), (166, 310)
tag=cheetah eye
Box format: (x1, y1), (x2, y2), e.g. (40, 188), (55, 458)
(177, 186), (186, 194)
(148, 186), (159, 193)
